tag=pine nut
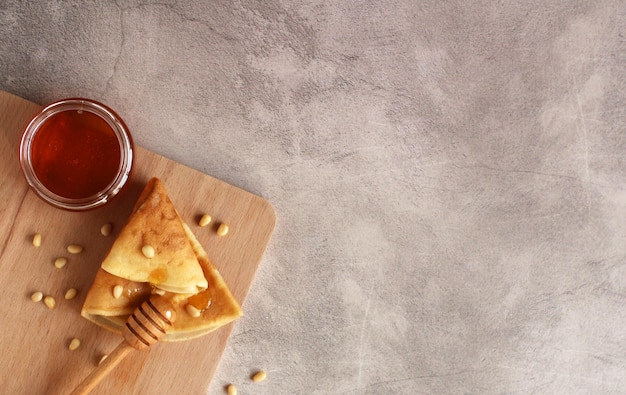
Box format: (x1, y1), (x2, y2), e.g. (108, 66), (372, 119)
(217, 223), (229, 236)
(98, 354), (108, 365)
(43, 295), (56, 309)
(141, 245), (155, 258)
(31, 291), (43, 302)
(186, 304), (201, 318)
(32, 233), (42, 247)
(101, 223), (112, 236)
(65, 288), (78, 300)
(68, 338), (81, 351)
(67, 244), (83, 254)
(54, 257), (68, 269)
(199, 214), (212, 227)
(227, 384), (237, 395)
(113, 285), (124, 299)
(252, 370), (267, 382)
(152, 288), (166, 296)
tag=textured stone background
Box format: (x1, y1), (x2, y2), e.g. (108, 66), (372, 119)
(1, 1), (625, 394)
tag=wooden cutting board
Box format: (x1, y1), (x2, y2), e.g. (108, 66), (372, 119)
(0, 91), (275, 395)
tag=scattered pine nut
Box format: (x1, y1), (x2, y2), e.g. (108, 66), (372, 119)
(31, 291), (43, 302)
(199, 214), (212, 227)
(98, 354), (108, 365)
(252, 370), (267, 382)
(217, 223), (229, 236)
(186, 304), (201, 318)
(67, 244), (83, 254)
(65, 288), (78, 300)
(32, 233), (42, 247)
(43, 295), (56, 309)
(100, 223), (112, 236)
(226, 383), (237, 395)
(54, 257), (68, 269)
(68, 338), (81, 351)
(141, 245), (155, 258)
(113, 285), (124, 299)
(152, 288), (166, 296)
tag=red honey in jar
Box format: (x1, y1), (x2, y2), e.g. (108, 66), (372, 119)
(20, 98), (133, 210)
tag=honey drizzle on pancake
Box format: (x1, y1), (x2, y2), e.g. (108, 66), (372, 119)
(187, 288), (212, 312)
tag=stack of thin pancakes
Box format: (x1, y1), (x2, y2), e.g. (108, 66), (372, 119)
(81, 178), (242, 341)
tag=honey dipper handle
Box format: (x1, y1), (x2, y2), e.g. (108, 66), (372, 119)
(69, 341), (134, 395)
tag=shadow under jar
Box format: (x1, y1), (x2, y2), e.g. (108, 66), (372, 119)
(19, 98), (134, 211)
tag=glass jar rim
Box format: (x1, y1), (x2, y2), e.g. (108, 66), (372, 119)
(19, 98), (134, 211)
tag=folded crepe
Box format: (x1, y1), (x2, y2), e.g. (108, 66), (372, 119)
(81, 178), (242, 341)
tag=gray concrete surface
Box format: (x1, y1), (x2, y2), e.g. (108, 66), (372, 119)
(1, 1), (625, 394)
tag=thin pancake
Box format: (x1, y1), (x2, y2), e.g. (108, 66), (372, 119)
(81, 178), (242, 341)
(100, 178), (208, 294)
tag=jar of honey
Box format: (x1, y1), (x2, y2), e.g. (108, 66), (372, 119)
(19, 98), (134, 210)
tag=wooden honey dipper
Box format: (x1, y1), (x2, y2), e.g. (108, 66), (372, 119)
(70, 295), (177, 395)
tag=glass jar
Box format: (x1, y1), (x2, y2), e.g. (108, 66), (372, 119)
(19, 98), (134, 210)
